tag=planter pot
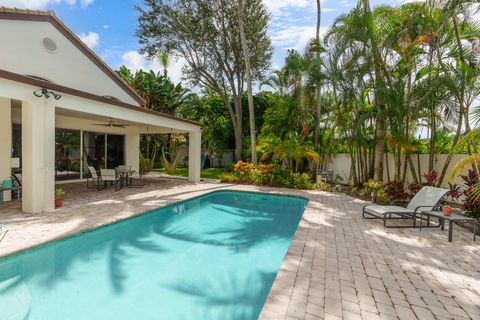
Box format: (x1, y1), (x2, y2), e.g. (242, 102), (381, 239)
(55, 199), (64, 208)
(443, 207), (452, 216)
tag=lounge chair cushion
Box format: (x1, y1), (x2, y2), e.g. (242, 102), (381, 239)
(364, 205), (413, 215)
(406, 186), (447, 211)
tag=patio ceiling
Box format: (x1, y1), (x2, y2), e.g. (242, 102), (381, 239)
(55, 107), (189, 134)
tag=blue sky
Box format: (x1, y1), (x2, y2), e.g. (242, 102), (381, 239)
(2, 0), (409, 84)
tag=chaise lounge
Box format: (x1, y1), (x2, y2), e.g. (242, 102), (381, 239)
(362, 186), (448, 228)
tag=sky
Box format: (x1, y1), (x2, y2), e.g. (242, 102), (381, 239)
(0, 0), (423, 85)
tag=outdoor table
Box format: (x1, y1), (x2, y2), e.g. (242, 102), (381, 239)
(115, 168), (135, 190)
(420, 210), (476, 242)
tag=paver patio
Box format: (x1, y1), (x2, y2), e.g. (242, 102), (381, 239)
(0, 174), (479, 320)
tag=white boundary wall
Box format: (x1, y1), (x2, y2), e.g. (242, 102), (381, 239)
(323, 153), (469, 187)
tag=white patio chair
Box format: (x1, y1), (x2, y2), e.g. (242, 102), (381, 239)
(86, 166), (101, 189)
(362, 186), (448, 228)
(100, 169), (118, 190)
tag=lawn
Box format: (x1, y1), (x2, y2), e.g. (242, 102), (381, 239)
(153, 167), (225, 179)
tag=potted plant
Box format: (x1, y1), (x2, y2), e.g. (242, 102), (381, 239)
(442, 205), (453, 216)
(55, 187), (65, 208)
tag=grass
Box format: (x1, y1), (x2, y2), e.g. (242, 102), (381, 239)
(152, 167), (225, 179)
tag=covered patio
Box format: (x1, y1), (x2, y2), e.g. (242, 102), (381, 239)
(0, 8), (201, 214)
(0, 177), (478, 320)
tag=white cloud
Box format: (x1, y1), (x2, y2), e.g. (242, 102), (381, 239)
(0, 0), (93, 9)
(271, 25), (328, 52)
(120, 51), (185, 85)
(80, 0), (93, 7)
(262, 0), (317, 15)
(103, 24), (110, 29)
(78, 31), (99, 49)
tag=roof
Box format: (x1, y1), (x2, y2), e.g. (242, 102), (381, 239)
(0, 6), (146, 107)
(0, 68), (201, 127)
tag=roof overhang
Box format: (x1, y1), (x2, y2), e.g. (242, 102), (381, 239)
(0, 68), (201, 127)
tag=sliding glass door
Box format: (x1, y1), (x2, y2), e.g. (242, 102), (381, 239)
(55, 129), (81, 180)
(81, 131), (125, 178)
(106, 134), (125, 169)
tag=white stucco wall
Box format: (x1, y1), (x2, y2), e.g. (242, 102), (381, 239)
(324, 153), (469, 187)
(0, 19), (139, 106)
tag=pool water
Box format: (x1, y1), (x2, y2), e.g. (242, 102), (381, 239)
(0, 191), (307, 320)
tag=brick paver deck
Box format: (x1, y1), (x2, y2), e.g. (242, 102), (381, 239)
(0, 174), (479, 319)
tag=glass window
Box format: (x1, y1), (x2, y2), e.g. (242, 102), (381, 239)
(106, 134), (125, 169)
(83, 132), (106, 177)
(55, 129), (81, 181)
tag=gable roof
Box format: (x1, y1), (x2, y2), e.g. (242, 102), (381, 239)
(0, 7), (146, 107)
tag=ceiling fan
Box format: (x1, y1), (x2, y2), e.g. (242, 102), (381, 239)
(92, 119), (129, 128)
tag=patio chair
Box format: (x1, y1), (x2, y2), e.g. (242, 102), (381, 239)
(128, 171), (145, 188)
(86, 166), (101, 189)
(362, 186), (448, 228)
(0, 224), (8, 242)
(11, 173), (22, 199)
(99, 169), (118, 190)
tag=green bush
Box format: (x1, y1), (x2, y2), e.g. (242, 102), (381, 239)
(221, 161), (314, 190)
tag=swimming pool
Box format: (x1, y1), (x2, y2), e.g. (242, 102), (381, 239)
(0, 191), (307, 320)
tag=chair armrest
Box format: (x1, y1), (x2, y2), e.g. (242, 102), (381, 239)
(413, 206), (434, 214)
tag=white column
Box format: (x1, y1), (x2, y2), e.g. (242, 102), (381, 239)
(188, 129), (201, 182)
(125, 132), (140, 173)
(22, 98), (55, 213)
(0, 98), (12, 202)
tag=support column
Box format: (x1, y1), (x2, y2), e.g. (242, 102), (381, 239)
(125, 132), (140, 173)
(188, 129), (201, 182)
(22, 97), (55, 213)
(0, 98), (12, 202)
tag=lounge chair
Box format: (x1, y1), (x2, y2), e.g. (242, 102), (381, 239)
(0, 224), (8, 242)
(362, 186), (448, 228)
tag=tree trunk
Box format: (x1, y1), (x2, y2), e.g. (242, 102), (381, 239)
(237, 0), (257, 165)
(314, 0), (322, 156)
(363, 0), (386, 181)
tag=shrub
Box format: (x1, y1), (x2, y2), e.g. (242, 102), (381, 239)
(291, 173), (315, 190)
(384, 181), (409, 201)
(251, 164), (277, 185)
(363, 180), (385, 203)
(423, 169), (438, 186)
(220, 173), (240, 183)
(460, 170), (480, 219)
(317, 180), (331, 191)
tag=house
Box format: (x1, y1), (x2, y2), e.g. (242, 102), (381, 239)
(0, 7), (202, 214)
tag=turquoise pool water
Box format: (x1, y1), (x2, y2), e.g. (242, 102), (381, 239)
(0, 191), (307, 320)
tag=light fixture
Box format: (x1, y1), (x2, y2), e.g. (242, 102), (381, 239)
(34, 88), (62, 100)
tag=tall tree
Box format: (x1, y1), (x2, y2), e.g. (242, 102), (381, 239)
(237, 0), (257, 165)
(314, 0), (322, 156)
(136, 0), (272, 161)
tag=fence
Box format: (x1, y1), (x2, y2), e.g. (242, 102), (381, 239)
(323, 153), (469, 187)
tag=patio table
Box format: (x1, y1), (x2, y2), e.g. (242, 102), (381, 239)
(115, 168), (135, 190)
(420, 210), (476, 242)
